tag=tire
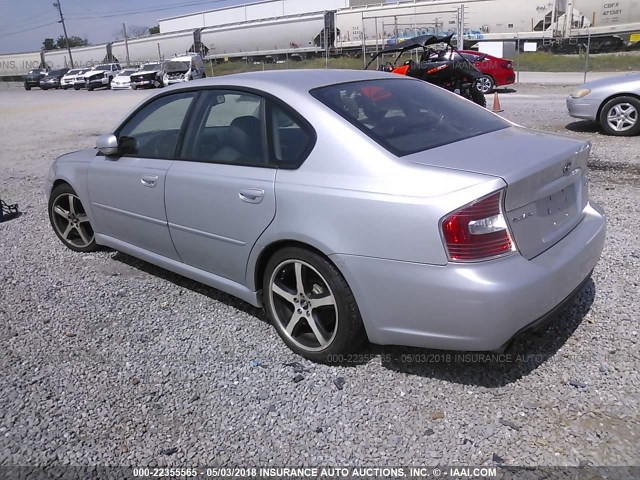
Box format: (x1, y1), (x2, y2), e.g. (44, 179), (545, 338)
(48, 183), (98, 253)
(476, 75), (495, 94)
(41, 87), (48, 91)
(74, 85), (80, 91)
(599, 96), (640, 136)
(87, 85), (94, 91)
(107, 77), (112, 89)
(470, 86), (487, 108)
(24, 85), (31, 91)
(262, 247), (365, 362)
(131, 84), (137, 90)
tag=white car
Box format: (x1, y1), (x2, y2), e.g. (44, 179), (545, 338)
(60, 69), (82, 89)
(84, 63), (122, 91)
(111, 68), (139, 90)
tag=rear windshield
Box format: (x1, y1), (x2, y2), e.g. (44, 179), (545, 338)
(311, 79), (508, 156)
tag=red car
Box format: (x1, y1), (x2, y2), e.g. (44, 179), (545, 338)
(458, 50), (516, 94)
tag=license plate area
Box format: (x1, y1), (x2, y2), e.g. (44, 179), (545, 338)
(535, 182), (580, 243)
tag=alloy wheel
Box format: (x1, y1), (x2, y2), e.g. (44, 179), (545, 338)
(51, 193), (94, 248)
(476, 76), (494, 94)
(268, 259), (338, 352)
(607, 103), (638, 132)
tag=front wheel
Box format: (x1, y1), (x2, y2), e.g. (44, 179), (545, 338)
(263, 247), (365, 362)
(25, 85), (31, 91)
(599, 96), (640, 136)
(48, 183), (98, 253)
(131, 84), (137, 90)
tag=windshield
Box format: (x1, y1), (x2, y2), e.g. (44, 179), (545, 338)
(28, 69), (44, 75)
(93, 65), (111, 71)
(50, 69), (66, 75)
(311, 79), (509, 157)
(165, 61), (189, 72)
(118, 69), (138, 76)
(141, 64), (161, 71)
(66, 69), (80, 75)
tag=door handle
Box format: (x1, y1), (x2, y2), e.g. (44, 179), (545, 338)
(141, 174), (159, 187)
(239, 188), (265, 204)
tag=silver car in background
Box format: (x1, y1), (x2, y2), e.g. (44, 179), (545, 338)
(567, 73), (640, 136)
(46, 70), (606, 362)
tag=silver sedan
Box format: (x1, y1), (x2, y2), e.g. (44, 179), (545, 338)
(46, 70), (606, 362)
(567, 73), (640, 136)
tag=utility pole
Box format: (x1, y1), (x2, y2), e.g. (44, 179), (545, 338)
(53, 1), (74, 68)
(122, 23), (131, 67)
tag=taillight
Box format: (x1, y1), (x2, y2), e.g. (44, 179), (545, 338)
(503, 61), (514, 70)
(441, 190), (516, 262)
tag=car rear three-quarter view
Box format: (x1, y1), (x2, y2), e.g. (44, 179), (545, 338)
(45, 70), (606, 362)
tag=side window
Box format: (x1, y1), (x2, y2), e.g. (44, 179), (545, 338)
(183, 91), (266, 166)
(270, 103), (313, 167)
(117, 92), (195, 159)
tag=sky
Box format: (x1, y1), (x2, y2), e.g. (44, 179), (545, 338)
(0, 0), (249, 54)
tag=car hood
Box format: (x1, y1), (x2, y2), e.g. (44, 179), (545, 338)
(85, 71), (107, 77)
(578, 72), (640, 91)
(131, 70), (161, 76)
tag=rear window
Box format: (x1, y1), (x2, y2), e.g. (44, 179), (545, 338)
(311, 79), (508, 157)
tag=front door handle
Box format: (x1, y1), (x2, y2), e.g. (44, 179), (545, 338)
(239, 188), (265, 204)
(141, 174), (159, 187)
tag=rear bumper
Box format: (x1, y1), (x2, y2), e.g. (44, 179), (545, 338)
(494, 72), (516, 86)
(332, 201), (606, 351)
(567, 97), (601, 120)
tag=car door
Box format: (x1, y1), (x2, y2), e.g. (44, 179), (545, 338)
(88, 91), (197, 261)
(164, 90), (277, 285)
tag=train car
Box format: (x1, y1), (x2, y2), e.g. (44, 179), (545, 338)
(335, 0), (640, 53)
(0, 51), (42, 78)
(201, 13), (326, 59)
(111, 31), (196, 66)
(159, 0), (349, 33)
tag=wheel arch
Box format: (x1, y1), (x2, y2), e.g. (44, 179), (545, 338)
(251, 239), (339, 295)
(596, 92), (640, 121)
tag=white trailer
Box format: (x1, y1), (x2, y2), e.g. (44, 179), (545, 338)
(0, 52), (42, 77)
(201, 13), (326, 59)
(160, 0), (349, 33)
(112, 31), (196, 66)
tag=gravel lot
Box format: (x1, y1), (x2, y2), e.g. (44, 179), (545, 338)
(0, 83), (638, 469)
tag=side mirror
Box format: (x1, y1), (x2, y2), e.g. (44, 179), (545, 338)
(96, 134), (119, 156)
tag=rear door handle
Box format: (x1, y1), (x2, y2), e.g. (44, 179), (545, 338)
(141, 174), (159, 187)
(239, 188), (265, 204)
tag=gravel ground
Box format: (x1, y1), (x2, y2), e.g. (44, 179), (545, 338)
(0, 84), (639, 469)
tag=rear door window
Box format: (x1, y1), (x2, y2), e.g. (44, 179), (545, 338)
(311, 79), (508, 156)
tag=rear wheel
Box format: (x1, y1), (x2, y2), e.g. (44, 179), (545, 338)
(476, 75), (495, 94)
(48, 184), (98, 253)
(470, 86), (487, 108)
(263, 247), (365, 362)
(599, 96), (640, 136)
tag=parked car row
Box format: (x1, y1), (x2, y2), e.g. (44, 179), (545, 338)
(24, 54), (206, 91)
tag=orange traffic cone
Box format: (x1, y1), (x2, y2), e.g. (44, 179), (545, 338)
(492, 92), (504, 113)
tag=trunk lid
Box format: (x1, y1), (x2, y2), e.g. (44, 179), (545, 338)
(406, 126), (590, 260)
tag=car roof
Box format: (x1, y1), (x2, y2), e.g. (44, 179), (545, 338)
(166, 69), (408, 95)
